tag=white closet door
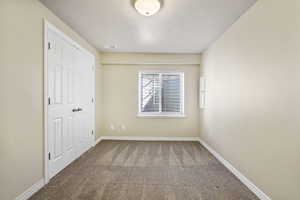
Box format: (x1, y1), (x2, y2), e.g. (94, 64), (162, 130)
(74, 49), (95, 157)
(47, 30), (77, 178)
(47, 29), (95, 179)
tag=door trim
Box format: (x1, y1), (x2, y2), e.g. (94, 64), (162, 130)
(43, 19), (95, 184)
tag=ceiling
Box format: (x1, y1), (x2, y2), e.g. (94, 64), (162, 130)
(40, 0), (257, 53)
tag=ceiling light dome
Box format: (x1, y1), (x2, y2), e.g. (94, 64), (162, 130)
(135, 0), (161, 16)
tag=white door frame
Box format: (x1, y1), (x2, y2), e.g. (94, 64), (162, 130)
(43, 19), (95, 184)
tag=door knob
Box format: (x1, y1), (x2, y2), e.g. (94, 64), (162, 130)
(72, 108), (83, 112)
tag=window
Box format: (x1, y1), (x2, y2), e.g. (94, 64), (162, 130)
(138, 71), (185, 117)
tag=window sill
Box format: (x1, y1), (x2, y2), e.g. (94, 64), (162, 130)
(137, 113), (186, 118)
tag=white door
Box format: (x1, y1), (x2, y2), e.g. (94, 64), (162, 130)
(47, 29), (95, 179)
(74, 48), (95, 158)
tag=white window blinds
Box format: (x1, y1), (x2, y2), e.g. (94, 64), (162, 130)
(139, 72), (184, 117)
(141, 74), (160, 112)
(162, 74), (181, 112)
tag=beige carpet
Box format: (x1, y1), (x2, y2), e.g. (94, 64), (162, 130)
(30, 140), (258, 200)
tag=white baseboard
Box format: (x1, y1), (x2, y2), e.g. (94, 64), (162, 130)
(98, 136), (200, 142)
(15, 179), (45, 200)
(198, 138), (271, 200)
(94, 137), (103, 146)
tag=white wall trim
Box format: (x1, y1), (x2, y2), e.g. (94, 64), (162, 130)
(94, 137), (103, 146)
(15, 179), (45, 200)
(43, 19), (50, 184)
(98, 136), (200, 142)
(101, 62), (200, 66)
(198, 138), (271, 200)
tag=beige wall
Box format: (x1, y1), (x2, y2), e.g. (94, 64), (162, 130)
(200, 0), (300, 199)
(100, 53), (201, 138)
(95, 64), (105, 140)
(0, 1), (101, 199)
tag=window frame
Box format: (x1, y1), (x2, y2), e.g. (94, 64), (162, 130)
(138, 70), (185, 118)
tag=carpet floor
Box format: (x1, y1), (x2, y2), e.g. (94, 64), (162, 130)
(30, 140), (259, 200)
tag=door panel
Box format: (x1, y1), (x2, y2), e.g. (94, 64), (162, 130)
(66, 116), (74, 151)
(48, 114), (65, 176)
(66, 69), (74, 104)
(54, 65), (63, 104)
(53, 117), (63, 160)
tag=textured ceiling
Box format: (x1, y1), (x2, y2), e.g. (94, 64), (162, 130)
(40, 0), (256, 53)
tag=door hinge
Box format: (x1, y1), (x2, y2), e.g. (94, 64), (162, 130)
(91, 130), (94, 135)
(48, 97), (51, 105)
(92, 98), (94, 103)
(48, 42), (51, 50)
(48, 152), (51, 160)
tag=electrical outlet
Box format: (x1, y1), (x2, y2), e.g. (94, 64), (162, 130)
(120, 125), (126, 131)
(110, 124), (115, 131)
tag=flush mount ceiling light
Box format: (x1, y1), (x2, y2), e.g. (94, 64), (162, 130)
(134, 0), (161, 16)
